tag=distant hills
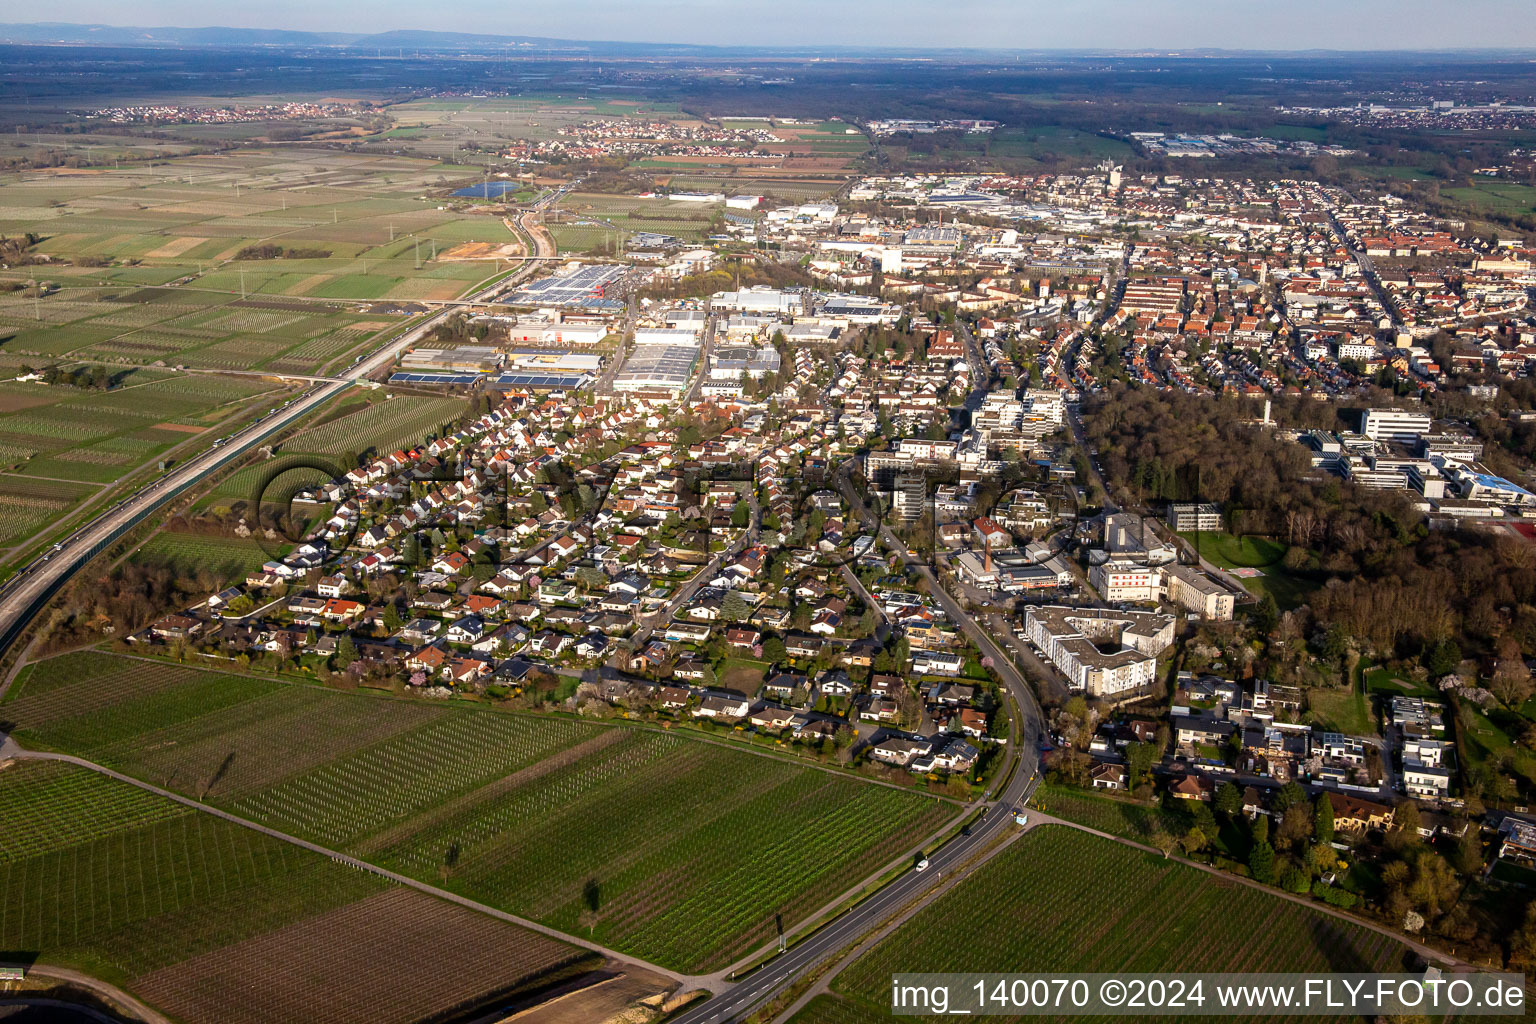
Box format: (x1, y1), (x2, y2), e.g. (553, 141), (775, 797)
(0, 22), (738, 54)
(1, 23), (1533, 59)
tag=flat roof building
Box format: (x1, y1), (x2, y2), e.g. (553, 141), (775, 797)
(1168, 503), (1222, 532)
(1024, 605), (1175, 698)
(1360, 408), (1432, 443)
(614, 338), (701, 394)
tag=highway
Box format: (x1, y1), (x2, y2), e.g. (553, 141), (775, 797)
(0, 242), (552, 659)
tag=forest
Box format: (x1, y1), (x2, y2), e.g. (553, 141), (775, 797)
(1082, 386), (1536, 665)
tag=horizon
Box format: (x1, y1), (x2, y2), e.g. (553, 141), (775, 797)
(6, 1), (1536, 52)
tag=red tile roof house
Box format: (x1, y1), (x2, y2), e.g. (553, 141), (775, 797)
(320, 599), (364, 622)
(406, 645), (448, 673)
(725, 627), (762, 650)
(433, 551), (471, 575)
(462, 594), (505, 618)
(972, 516), (1011, 550)
(445, 657), (492, 686)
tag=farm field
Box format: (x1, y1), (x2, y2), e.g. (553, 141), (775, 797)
(369, 96), (641, 155)
(801, 825), (1414, 1023)
(3, 650), (955, 972)
(0, 370), (284, 550)
(0, 288), (411, 376)
(280, 392), (466, 457)
(988, 125), (1136, 164)
(0, 476), (98, 549)
(664, 173), (837, 201)
(550, 191), (719, 241)
(0, 148), (518, 364)
(0, 759), (592, 1022)
(129, 530), (275, 581)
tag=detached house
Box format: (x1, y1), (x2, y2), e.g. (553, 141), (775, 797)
(694, 694), (751, 720)
(869, 735), (933, 767)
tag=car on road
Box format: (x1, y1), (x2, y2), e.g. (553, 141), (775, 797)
(914, 855), (930, 872)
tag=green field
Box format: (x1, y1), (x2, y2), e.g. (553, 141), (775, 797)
(0, 371), (279, 497)
(1457, 702), (1536, 796)
(0, 148), (515, 354)
(1031, 784), (1188, 840)
(1176, 529), (1312, 609)
(988, 126), (1135, 163)
(0, 759), (385, 982)
(0, 146), (511, 573)
(130, 530), (276, 580)
(796, 826), (1413, 1022)
(1363, 666), (1437, 699)
(1443, 179), (1536, 217)
(3, 651), (954, 972)
(1306, 687), (1374, 736)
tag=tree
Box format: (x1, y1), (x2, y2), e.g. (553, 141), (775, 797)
(1314, 793), (1335, 847)
(731, 499), (750, 529)
(335, 633), (358, 670)
(1248, 841), (1276, 884)
(1510, 901), (1536, 969)
(720, 591), (751, 622)
(1423, 637), (1461, 677)
(1277, 804), (1314, 853)
(1491, 642), (1534, 707)
(1214, 781), (1242, 819)
(1149, 828), (1179, 859)
(1406, 850), (1458, 920)
(1251, 813), (1270, 847)
(1272, 780), (1307, 815)
(1251, 592), (1279, 635)
(1127, 741), (1159, 789)
(1393, 801), (1423, 846)
(383, 602), (402, 634)
(1452, 825), (1484, 876)
(762, 636), (787, 665)
(1181, 826), (1208, 857)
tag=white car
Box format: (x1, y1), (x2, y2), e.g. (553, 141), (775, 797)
(914, 857), (930, 873)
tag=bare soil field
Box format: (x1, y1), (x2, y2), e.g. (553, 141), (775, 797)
(442, 240), (524, 261)
(133, 888), (594, 1024)
(498, 968), (674, 1024)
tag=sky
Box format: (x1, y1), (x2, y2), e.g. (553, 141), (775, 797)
(17, 0), (1536, 50)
